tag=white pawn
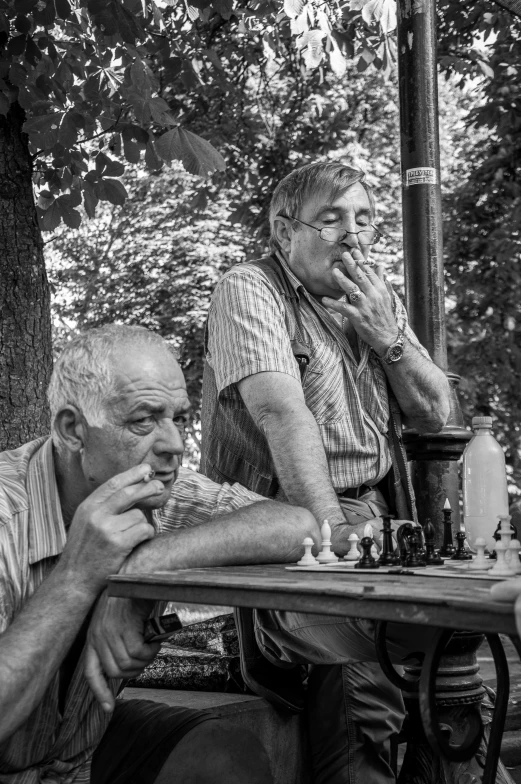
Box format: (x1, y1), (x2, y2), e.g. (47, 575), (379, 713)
(364, 522), (379, 560)
(317, 520), (338, 563)
(489, 541), (516, 577)
(297, 537), (318, 566)
(499, 516), (513, 562)
(509, 540), (521, 574)
(469, 537), (492, 571)
(344, 533), (361, 562)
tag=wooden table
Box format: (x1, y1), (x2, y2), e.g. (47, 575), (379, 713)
(108, 565), (519, 784)
(108, 564), (517, 637)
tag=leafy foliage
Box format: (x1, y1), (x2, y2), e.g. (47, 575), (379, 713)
(0, 0), (229, 232)
(443, 8), (521, 492)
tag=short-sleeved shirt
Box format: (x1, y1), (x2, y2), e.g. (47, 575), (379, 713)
(0, 437), (261, 784)
(205, 252), (428, 493)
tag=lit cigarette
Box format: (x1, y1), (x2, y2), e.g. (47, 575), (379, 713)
(142, 471), (156, 483)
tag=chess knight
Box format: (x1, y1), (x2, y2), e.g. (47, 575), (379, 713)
(202, 161), (451, 784)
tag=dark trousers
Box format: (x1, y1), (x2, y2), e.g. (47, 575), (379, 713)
(306, 663), (404, 784)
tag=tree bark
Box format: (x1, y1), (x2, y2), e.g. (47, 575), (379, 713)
(0, 102), (52, 450)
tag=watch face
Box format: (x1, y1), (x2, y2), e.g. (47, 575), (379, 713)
(387, 342), (404, 363)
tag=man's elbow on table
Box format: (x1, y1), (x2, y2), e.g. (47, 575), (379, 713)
(274, 503), (320, 562)
(404, 386), (451, 434)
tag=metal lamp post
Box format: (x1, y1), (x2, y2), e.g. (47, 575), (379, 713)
(396, 0), (471, 537)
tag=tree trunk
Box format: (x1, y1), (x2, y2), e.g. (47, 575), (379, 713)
(0, 102), (52, 450)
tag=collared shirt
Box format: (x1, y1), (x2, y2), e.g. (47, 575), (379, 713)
(206, 252), (428, 492)
(0, 437), (261, 784)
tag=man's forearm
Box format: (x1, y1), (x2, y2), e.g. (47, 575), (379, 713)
(258, 405), (345, 531)
(0, 566), (96, 742)
(381, 342), (450, 432)
(123, 500), (319, 575)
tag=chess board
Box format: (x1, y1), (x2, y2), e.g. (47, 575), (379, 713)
(286, 560), (516, 581)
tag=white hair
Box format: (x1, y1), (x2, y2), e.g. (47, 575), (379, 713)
(48, 325), (176, 444)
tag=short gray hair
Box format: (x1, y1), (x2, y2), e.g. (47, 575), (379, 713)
(269, 161), (375, 250)
(48, 325), (176, 440)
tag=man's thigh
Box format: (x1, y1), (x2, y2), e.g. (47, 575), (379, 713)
(90, 698), (217, 784)
(255, 611), (438, 665)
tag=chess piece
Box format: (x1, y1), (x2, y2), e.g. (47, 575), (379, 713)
(297, 537), (318, 566)
(439, 499), (456, 557)
(397, 522), (416, 566)
(451, 531), (472, 561)
(355, 536), (380, 569)
(468, 537), (493, 571)
(406, 529), (426, 568)
(424, 519), (443, 565)
(500, 516), (514, 563)
(344, 533), (361, 562)
(364, 522), (379, 560)
(415, 524), (427, 564)
(509, 540), (521, 574)
(379, 516), (400, 566)
(489, 540), (516, 577)
(491, 516), (518, 559)
(316, 520), (338, 563)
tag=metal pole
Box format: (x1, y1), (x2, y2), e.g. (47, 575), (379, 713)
(396, 0), (471, 538)
(397, 0), (446, 369)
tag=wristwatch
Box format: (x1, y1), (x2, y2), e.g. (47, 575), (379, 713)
(378, 330), (405, 364)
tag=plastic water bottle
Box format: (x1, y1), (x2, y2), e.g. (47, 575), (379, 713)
(463, 416), (509, 552)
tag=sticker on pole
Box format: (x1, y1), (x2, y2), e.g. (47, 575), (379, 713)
(405, 167), (438, 186)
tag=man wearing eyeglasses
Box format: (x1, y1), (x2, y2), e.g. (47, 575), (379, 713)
(202, 161), (451, 784)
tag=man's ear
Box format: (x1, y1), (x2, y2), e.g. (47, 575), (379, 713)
(53, 406), (86, 454)
(273, 216), (294, 253)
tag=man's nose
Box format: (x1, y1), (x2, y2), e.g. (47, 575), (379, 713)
(154, 420), (185, 455)
(340, 231), (360, 251)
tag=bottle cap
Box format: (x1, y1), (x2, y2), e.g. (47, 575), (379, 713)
(472, 416), (492, 428)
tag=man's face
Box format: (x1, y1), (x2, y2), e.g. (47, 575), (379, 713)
(80, 345), (189, 509)
(283, 182), (372, 299)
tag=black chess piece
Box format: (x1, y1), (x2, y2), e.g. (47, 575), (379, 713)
(379, 516), (400, 566)
(397, 522), (415, 566)
(424, 519), (443, 565)
(416, 526), (427, 565)
(355, 536), (380, 569)
(451, 530), (472, 560)
(439, 506), (455, 557)
(406, 529), (426, 568)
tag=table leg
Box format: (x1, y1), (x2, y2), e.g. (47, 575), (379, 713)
(374, 624), (516, 784)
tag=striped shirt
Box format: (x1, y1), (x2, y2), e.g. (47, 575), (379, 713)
(0, 437), (261, 784)
(206, 252), (428, 492)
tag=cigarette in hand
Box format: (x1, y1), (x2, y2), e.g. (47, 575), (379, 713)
(142, 471), (156, 483)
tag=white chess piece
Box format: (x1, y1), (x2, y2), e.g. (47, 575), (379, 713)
(364, 522), (379, 560)
(344, 533), (361, 562)
(316, 520), (338, 563)
(297, 537), (318, 566)
(489, 541), (516, 577)
(468, 537), (492, 571)
(509, 540), (521, 574)
(499, 516), (513, 562)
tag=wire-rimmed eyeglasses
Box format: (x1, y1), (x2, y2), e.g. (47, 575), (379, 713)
(281, 215), (385, 246)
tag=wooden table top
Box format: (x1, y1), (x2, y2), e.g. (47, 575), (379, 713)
(108, 564), (518, 637)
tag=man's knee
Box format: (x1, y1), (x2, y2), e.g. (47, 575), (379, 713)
(155, 719), (273, 784)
